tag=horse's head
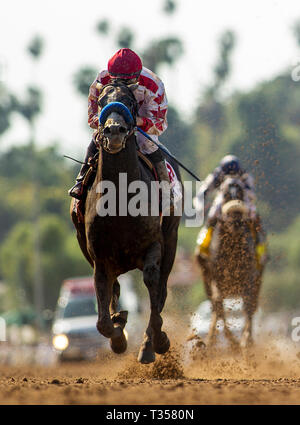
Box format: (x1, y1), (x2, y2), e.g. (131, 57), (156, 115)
(220, 177), (249, 234)
(97, 81), (138, 154)
(221, 177), (245, 203)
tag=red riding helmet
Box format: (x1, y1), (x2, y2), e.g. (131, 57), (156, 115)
(107, 48), (142, 79)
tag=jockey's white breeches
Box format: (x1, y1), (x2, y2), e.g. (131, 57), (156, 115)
(136, 132), (159, 154)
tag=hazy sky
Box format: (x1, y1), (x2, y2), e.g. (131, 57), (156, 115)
(0, 0), (299, 157)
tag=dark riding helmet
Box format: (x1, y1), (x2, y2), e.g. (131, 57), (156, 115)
(220, 155), (241, 175)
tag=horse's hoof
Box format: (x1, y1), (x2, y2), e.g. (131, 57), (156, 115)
(137, 347), (155, 364)
(110, 327), (127, 354)
(137, 338), (155, 364)
(153, 331), (170, 355)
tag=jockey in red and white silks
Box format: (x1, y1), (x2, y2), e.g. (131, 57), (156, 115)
(88, 66), (168, 155)
(69, 48), (173, 210)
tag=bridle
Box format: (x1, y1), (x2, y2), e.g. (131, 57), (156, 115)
(220, 177), (249, 223)
(96, 82), (138, 153)
(221, 177), (245, 203)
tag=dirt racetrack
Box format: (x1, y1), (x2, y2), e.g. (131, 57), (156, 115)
(1, 338), (300, 405)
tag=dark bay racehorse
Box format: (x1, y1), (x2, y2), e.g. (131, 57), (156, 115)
(196, 177), (262, 349)
(71, 80), (182, 363)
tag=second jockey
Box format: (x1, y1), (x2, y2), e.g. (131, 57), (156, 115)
(194, 155), (267, 268)
(69, 48), (173, 209)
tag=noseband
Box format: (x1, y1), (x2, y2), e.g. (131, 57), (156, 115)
(100, 125), (135, 153)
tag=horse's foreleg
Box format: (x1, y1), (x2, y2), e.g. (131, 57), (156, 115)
(241, 282), (260, 349)
(207, 281), (221, 348)
(240, 314), (253, 349)
(215, 294), (239, 351)
(94, 264), (115, 338)
(94, 265), (127, 354)
(110, 279), (128, 347)
(143, 241), (161, 289)
(109, 279), (120, 316)
(241, 296), (255, 350)
(138, 242), (164, 364)
(223, 316), (240, 351)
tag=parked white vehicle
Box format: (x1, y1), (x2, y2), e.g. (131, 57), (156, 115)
(52, 274), (142, 361)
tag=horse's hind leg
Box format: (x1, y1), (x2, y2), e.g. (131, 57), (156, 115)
(151, 218), (184, 355)
(241, 298), (254, 350)
(94, 265), (127, 354)
(138, 241), (164, 364)
(241, 279), (260, 349)
(207, 281), (239, 350)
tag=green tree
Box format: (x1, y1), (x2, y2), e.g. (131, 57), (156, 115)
(231, 88), (300, 231)
(0, 215), (90, 312)
(27, 35), (44, 60)
(141, 37), (183, 73)
(163, 0), (177, 15)
(116, 27), (134, 49)
(193, 30), (236, 158)
(0, 85), (18, 135)
(160, 105), (194, 170)
(212, 30), (235, 98)
(96, 20), (110, 35)
(73, 66), (98, 97)
(293, 19), (300, 48)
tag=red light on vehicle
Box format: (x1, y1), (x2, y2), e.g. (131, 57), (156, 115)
(62, 277), (95, 296)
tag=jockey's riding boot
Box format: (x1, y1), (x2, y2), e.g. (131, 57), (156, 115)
(256, 243), (267, 269)
(196, 226), (214, 257)
(155, 160), (174, 216)
(68, 139), (98, 200)
(68, 167), (89, 200)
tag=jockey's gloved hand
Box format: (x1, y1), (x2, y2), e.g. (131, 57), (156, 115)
(193, 195), (203, 212)
(193, 188), (207, 212)
(136, 116), (144, 126)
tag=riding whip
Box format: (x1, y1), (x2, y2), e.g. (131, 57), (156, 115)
(136, 127), (201, 182)
(99, 102), (202, 181)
